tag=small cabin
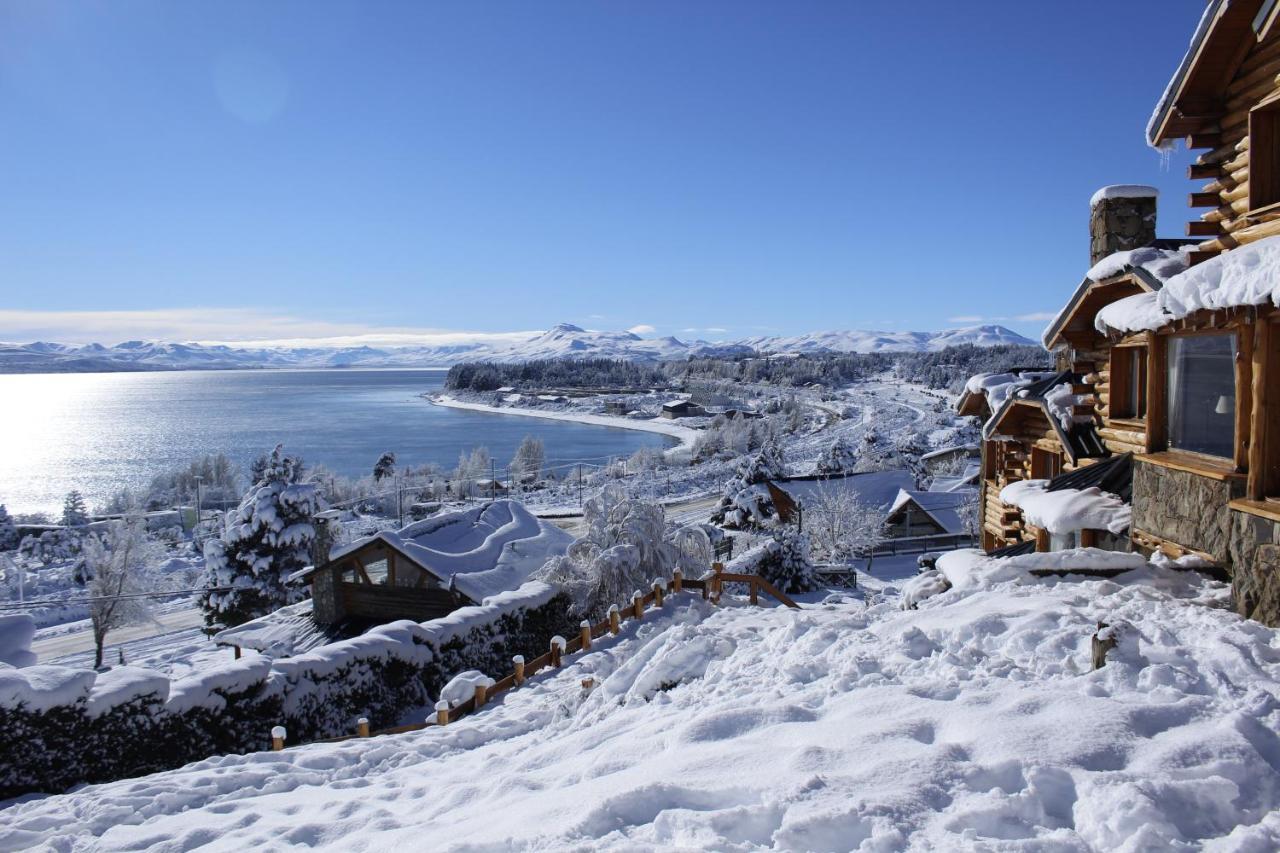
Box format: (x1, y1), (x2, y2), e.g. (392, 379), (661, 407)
(884, 489), (975, 539)
(660, 400), (707, 419)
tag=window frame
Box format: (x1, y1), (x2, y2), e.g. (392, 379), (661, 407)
(1109, 344), (1148, 422)
(1159, 329), (1240, 464)
(1250, 97), (1280, 215)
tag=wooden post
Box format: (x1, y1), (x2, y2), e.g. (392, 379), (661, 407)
(513, 655), (525, 685)
(608, 605), (620, 635)
(1249, 318), (1271, 499)
(580, 620), (592, 651)
(653, 579), (664, 607)
(581, 677), (594, 690)
(356, 717), (370, 738)
(234, 645), (242, 660)
(749, 579), (758, 606)
(632, 591), (644, 620)
(1236, 317), (1254, 473)
(473, 682), (488, 709)
(673, 568), (683, 593)
(712, 562), (724, 603)
(271, 725), (286, 751)
(550, 636), (564, 668)
(435, 700), (450, 726)
(1091, 622), (1117, 670)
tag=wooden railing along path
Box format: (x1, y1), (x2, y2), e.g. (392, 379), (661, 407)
(267, 563), (798, 751)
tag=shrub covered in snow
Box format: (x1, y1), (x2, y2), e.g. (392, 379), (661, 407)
(756, 528), (816, 594)
(201, 445), (325, 628)
(0, 505), (16, 552)
(711, 442), (786, 529)
(535, 486), (678, 620)
(815, 435), (857, 475)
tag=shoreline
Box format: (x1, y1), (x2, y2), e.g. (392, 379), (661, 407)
(428, 394), (700, 454)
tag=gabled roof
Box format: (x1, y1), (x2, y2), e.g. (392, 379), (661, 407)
(1148, 0), (1266, 146)
(887, 489), (975, 535)
(982, 371), (1107, 465)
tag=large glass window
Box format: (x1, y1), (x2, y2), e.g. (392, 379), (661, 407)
(1167, 334), (1237, 458)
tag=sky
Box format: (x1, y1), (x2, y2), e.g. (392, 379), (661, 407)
(0, 0), (1208, 347)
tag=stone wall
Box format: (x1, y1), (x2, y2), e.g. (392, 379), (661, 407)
(1089, 195), (1157, 266)
(1131, 460), (1243, 564)
(1228, 510), (1280, 626)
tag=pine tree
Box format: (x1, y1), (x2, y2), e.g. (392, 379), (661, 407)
(758, 528), (816, 594)
(201, 445), (325, 628)
(61, 491), (89, 527)
(0, 505), (16, 551)
(373, 451), (397, 483)
(815, 436), (857, 476)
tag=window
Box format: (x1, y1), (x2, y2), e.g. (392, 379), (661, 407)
(1031, 447), (1062, 480)
(364, 557), (390, 585)
(1251, 99), (1280, 211)
(1167, 334), (1237, 459)
(1111, 346), (1148, 420)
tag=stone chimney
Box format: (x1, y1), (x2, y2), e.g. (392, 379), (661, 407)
(1089, 185), (1158, 266)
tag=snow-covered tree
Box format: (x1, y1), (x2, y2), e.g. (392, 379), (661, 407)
(201, 445), (325, 628)
(61, 491), (89, 527)
(0, 505), (16, 552)
(510, 436), (545, 485)
(815, 436), (858, 476)
(373, 451), (397, 483)
(534, 485), (677, 620)
(711, 441), (786, 529)
(757, 528), (816, 594)
(452, 446), (492, 498)
(18, 529), (83, 566)
(804, 482), (885, 562)
(81, 519), (165, 668)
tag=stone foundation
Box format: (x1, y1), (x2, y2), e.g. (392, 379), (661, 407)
(1131, 460), (1242, 564)
(1228, 510), (1280, 626)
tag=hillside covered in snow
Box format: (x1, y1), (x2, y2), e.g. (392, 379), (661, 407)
(4, 550), (1278, 850)
(0, 324), (1036, 373)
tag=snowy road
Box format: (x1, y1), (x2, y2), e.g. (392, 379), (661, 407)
(32, 605), (207, 664)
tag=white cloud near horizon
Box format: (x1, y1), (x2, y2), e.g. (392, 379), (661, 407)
(626, 324), (657, 335)
(0, 308), (541, 349)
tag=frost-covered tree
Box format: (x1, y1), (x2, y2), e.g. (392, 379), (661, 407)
(804, 482), (885, 563)
(510, 436), (545, 485)
(373, 451), (397, 483)
(61, 491), (89, 527)
(0, 505), (16, 552)
(81, 519), (165, 668)
(201, 445), (325, 628)
(757, 528), (816, 594)
(711, 441), (786, 529)
(815, 436), (858, 476)
(534, 485), (677, 620)
(452, 446), (492, 498)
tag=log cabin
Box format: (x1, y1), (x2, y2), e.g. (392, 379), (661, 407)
(960, 0), (1280, 625)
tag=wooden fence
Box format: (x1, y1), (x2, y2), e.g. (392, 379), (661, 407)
(269, 564), (798, 751)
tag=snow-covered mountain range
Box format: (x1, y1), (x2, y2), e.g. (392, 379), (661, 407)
(0, 323), (1036, 373)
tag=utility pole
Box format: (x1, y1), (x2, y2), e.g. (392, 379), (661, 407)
(396, 474), (403, 528)
(491, 459), (497, 500)
(194, 475), (204, 544)
(577, 465), (583, 507)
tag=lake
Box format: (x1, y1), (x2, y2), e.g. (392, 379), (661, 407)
(0, 369), (673, 515)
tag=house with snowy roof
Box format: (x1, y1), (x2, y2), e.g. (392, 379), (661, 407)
(958, 0), (1280, 625)
(884, 489), (976, 539)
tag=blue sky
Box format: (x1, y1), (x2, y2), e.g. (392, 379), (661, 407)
(0, 0), (1206, 346)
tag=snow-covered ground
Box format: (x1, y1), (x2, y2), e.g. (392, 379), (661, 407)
(6, 553), (1277, 850)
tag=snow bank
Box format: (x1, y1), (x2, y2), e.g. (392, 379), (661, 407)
(0, 665), (96, 713)
(6, 553), (1276, 851)
(999, 479), (1132, 535)
(1097, 236), (1280, 334)
(938, 546), (1147, 591)
(85, 666), (170, 717)
(165, 654), (274, 714)
(439, 670), (495, 708)
(0, 614), (36, 668)
(1089, 184), (1158, 207)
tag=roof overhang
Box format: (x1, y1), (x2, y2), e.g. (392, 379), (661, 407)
(1043, 271), (1159, 352)
(1149, 0), (1266, 146)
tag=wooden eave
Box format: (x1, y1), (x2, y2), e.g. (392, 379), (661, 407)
(1046, 272), (1156, 352)
(1151, 0), (1265, 144)
(955, 390), (989, 419)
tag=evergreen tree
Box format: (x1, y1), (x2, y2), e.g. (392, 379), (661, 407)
(373, 451), (397, 483)
(815, 436), (858, 476)
(758, 528), (816, 595)
(61, 491), (89, 527)
(0, 505), (16, 551)
(201, 445), (325, 628)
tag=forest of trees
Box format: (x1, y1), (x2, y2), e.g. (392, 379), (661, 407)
(446, 344), (1051, 395)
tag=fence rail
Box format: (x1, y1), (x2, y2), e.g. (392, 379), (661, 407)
(266, 564), (793, 752)
(864, 533), (975, 557)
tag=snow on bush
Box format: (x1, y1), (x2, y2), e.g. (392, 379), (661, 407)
(755, 528), (816, 595)
(0, 581), (572, 798)
(999, 479), (1131, 535)
(201, 445), (325, 628)
(901, 569), (950, 610)
(814, 435), (857, 475)
(0, 505), (17, 552)
(535, 486), (677, 620)
(0, 614), (35, 668)
(711, 442), (786, 529)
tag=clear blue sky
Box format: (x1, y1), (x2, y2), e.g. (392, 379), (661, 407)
(0, 0), (1206, 346)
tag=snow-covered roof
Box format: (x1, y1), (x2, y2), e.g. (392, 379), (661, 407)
(998, 479), (1131, 536)
(315, 500), (572, 603)
(962, 370), (1057, 418)
(928, 463), (980, 494)
(920, 444), (979, 462)
(1089, 185), (1158, 208)
(981, 372), (1107, 465)
(212, 600), (344, 656)
(761, 469), (915, 514)
(1096, 236), (1280, 335)
(1146, 0), (1228, 147)
(888, 489), (975, 535)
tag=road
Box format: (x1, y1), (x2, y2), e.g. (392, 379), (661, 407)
(32, 605), (206, 663)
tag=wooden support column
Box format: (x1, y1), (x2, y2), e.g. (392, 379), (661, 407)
(473, 682), (488, 709)
(513, 655), (525, 685)
(608, 605), (620, 635)
(1146, 333), (1167, 452)
(1237, 319), (1254, 473)
(357, 717), (370, 738)
(271, 725), (286, 751)
(435, 701), (450, 726)
(672, 569), (683, 593)
(632, 591), (643, 620)
(1250, 318), (1272, 499)
(550, 636), (564, 667)
(653, 579), (664, 607)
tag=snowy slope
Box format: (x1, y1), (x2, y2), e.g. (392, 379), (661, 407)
(0, 324), (1036, 373)
(5, 556), (1279, 850)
